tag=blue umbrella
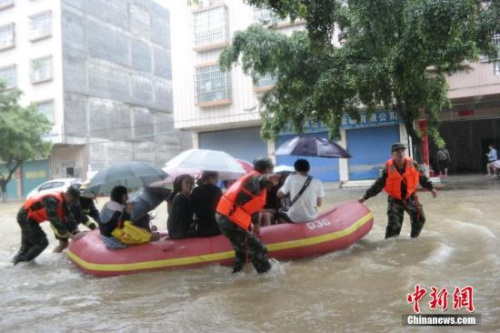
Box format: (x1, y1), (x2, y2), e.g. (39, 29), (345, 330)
(275, 136), (351, 158)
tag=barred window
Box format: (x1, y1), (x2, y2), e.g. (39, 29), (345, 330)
(481, 33), (500, 62)
(0, 0), (13, 10)
(0, 23), (15, 49)
(256, 73), (276, 87)
(194, 5), (229, 47)
(29, 11), (52, 41)
(494, 62), (500, 76)
(0, 65), (16, 89)
(253, 7), (287, 26)
(30, 56), (52, 83)
(196, 64), (231, 104)
(36, 100), (54, 122)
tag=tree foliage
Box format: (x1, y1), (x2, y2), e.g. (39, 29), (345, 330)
(220, 0), (500, 161)
(0, 83), (52, 200)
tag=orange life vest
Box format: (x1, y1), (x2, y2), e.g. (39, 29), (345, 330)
(217, 171), (267, 230)
(23, 192), (66, 224)
(384, 157), (420, 200)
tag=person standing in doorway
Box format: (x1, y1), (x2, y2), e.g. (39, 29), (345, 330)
(358, 143), (437, 239)
(437, 146), (451, 178)
(486, 145), (498, 177)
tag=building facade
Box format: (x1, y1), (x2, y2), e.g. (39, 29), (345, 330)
(171, 0), (500, 181)
(0, 0), (191, 199)
(428, 55), (500, 174)
(169, 0), (409, 182)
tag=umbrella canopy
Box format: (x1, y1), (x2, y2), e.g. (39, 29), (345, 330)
(274, 165), (295, 174)
(164, 149), (246, 180)
(275, 136), (351, 158)
(162, 166), (202, 183)
(129, 187), (171, 221)
(236, 159), (254, 173)
(85, 162), (168, 195)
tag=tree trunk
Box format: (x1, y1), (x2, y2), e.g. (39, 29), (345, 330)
(1, 183), (6, 202)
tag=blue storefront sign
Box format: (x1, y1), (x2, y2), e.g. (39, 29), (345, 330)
(280, 111), (402, 134)
(341, 110), (401, 129)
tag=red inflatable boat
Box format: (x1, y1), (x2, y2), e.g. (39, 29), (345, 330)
(68, 202), (373, 277)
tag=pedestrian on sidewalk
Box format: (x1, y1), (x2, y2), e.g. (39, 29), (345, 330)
(437, 146), (451, 178)
(358, 143), (437, 239)
(486, 145), (498, 177)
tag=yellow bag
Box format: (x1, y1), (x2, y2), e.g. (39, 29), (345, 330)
(111, 221), (151, 245)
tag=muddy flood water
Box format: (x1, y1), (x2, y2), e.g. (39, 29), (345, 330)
(0, 175), (499, 333)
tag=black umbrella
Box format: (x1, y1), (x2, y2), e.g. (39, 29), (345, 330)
(129, 187), (171, 221)
(275, 136), (352, 158)
(85, 162), (168, 195)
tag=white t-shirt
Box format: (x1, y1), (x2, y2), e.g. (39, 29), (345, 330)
(279, 174), (325, 223)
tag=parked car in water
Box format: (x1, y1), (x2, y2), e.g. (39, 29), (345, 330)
(26, 178), (82, 199)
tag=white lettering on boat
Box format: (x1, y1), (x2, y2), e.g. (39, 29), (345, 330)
(306, 219), (332, 230)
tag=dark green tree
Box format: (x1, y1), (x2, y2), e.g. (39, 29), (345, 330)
(220, 0), (500, 161)
(0, 82), (52, 201)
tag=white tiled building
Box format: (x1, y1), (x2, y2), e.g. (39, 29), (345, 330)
(170, 0), (500, 179)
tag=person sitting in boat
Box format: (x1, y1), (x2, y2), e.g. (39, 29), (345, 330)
(258, 171), (292, 225)
(99, 185), (133, 249)
(221, 179), (236, 194)
(190, 171), (223, 237)
(216, 157), (279, 274)
(278, 159), (325, 223)
(167, 174), (196, 239)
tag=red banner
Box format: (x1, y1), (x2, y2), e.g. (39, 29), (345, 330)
(418, 120), (429, 166)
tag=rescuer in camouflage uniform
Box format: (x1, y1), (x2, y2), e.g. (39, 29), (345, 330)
(53, 182), (100, 253)
(358, 143), (438, 239)
(216, 158), (279, 274)
(13, 186), (84, 264)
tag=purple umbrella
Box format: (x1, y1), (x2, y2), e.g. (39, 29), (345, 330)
(275, 136), (351, 158)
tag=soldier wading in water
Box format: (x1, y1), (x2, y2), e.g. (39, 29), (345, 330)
(358, 143), (437, 239)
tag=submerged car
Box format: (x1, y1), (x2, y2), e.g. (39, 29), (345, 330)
(26, 178), (82, 199)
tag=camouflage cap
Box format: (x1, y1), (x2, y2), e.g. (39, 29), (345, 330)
(391, 142), (406, 152)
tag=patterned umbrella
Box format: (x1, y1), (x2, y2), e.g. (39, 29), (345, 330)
(84, 162), (168, 195)
(275, 136), (351, 158)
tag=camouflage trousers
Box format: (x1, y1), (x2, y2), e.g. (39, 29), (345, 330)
(386, 194), (426, 239)
(13, 208), (49, 264)
(216, 214), (271, 274)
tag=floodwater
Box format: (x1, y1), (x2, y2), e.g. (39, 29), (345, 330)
(0, 176), (499, 333)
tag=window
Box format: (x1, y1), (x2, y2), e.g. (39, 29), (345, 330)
(36, 100), (54, 122)
(0, 65), (16, 89)
(253, 7), (287, 26)
(494, 62), (500, 75)
(193, 5), (229, 48)
(0, 23), (15, 49)
(256, 73), (276, 88)
(196, 64), (231, 104)
(29, 11), (52, 41)
(30, 56), (52, 83)
(0, 0), (13, 10)
(481, 33), (500, 62)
